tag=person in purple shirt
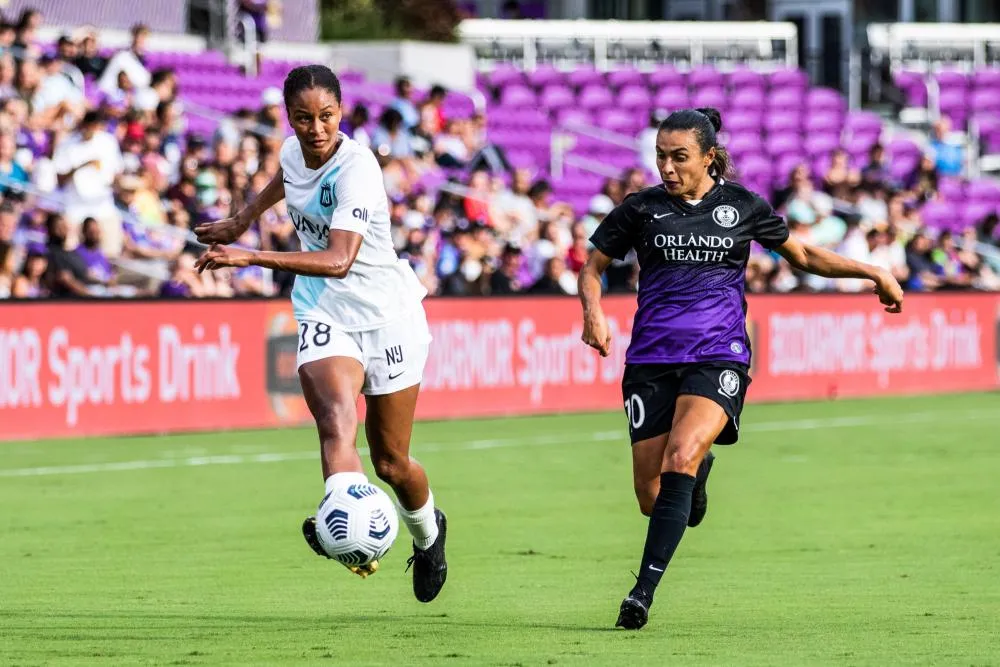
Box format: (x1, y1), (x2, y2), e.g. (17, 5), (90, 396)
(74, 217), (115, 285)
(578, 108), (905, 631)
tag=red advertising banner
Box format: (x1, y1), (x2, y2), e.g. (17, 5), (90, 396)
(2, 293), (998, 441)
(745, 293), (1000, 401)
(0, 302), (274, 440)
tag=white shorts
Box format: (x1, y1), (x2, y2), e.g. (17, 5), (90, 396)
(295, 306), (432, 396)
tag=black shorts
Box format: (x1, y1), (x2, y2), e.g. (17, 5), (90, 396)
(621, 362), (751, 445)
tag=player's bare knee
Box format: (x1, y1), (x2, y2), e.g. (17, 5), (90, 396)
(663, 438), (705, 475)
(371, 450), (409, 486)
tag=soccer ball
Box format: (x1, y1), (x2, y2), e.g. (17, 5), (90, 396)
(315, 482), (399, 568)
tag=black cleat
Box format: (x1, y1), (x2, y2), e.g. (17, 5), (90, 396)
(405, 509), (448, 603)
(302, 516), (327, 557)
(615, 587), (652, 630)
(689, 451), (715, 528)
(303, 515), (380, 578)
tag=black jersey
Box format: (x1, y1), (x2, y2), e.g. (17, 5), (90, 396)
(589, 178), (789, 366)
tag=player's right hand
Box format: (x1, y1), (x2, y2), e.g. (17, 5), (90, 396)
(194, 215), (249, 245)
(581, 311), (612, 357)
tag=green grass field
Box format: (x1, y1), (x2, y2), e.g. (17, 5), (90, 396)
(2, 392), (999, 666)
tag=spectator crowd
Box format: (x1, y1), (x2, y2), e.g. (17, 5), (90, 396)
(0, 9), (998, 302)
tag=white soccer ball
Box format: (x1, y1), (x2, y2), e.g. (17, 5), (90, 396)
(315, 482), (399, 568)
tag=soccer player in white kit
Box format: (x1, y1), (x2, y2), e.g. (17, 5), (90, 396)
(194, 65), (447, 602)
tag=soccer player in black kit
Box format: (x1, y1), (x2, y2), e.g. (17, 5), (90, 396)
(578, 108), (904, 630)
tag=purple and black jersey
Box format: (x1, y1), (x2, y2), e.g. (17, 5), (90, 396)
(589, 179), (789, 367)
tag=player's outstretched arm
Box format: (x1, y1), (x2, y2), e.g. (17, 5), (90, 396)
(195, 229), (363, 278)
(193, 167), (287, 245)
(774, 237), (904, 313)
(579, 249), (614, 356)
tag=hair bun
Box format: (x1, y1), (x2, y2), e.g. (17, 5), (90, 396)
(696, 107), (723, 133)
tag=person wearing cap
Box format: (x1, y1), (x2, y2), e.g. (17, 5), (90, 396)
(52, 110), (125, 255)
(489, 241), (523, 295)
(258, 86), (284, 131)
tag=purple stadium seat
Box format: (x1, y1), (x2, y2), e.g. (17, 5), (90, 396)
(888, 138), (922, 159)
(938, 177), (965, 201)
(607, 67), (644, 89)
(804, 133), (840, 158)
(920, 201), (953, 229)
(647, 68), (686, 88)
(775, 155), (807, 186)
(506, 149), (538, 169)
(939, 87), (968, 113)
(889, 155), (920, 184)
(689, 66), (725, 90)
(567, 66), (603, 88)
(618, 85), (652, 109)
(578, 85), (614, 109)
(768, 88), (804, 109)
(491, 106), (550, 130)
(843, 134), (877, 156)
(935, 70), (968, 91)
(766, 133), (804, 156)
(963, 202), (996, 229)
(967, 179), (1000, 202)
(942, 109), (969, 130)
(488, 64), (524, 88)
(525, 64), (564, 88)
(763, 110), (801, 133)
(983, 129), (1000, 154)
(598, 109), (639, 134)
(806, 87), (846, 113)
(653, 86), (690, 110)
(769, 69), (809, 90)
(894, 71), (928, 107)
(971, 89), (1000, 114)
(973, 68), (1000, 90)
(539, 85), (575, 110)
(691, 87), (726, 109)
(845, 111), (883, 134)
(730, 87), (766, 110)
(727, 133), (764, 155)
(555, 108), (593, 127)
(500, 85), (538, 108)
(728, 69), (767, 91)
(443, 92), (475, 117)
(805, 112), (843, 134)
(725, 111), (763, 134)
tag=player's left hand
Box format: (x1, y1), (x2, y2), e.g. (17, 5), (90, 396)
(873, 270), (904, 313)
(195, 244), (255, 273)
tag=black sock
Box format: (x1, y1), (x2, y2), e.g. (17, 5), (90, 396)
(634, 471), (697, 600)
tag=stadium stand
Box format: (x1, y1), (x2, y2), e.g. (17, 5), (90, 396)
(0, 13), (999, 303)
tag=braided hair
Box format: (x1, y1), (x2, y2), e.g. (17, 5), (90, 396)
(283, 64), (342, 108)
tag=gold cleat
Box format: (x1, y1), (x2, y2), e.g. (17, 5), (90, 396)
(344, 560), (379, 578)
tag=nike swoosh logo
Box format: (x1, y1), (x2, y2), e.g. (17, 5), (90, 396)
(648, 564), (664, 572)
(283, 177), (291, 184)
(652, 213), (673, 219)
(388, 372), (404, 380)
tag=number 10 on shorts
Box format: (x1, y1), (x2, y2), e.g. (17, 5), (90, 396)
(625, 394), (645, 430)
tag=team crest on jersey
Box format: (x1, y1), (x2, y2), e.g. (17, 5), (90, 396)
(718, 370), (740, 398)
(712, 204), (740, 228)
(320, 182), (333, 207)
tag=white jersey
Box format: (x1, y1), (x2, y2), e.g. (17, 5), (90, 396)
(280, 133), (426, 330)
